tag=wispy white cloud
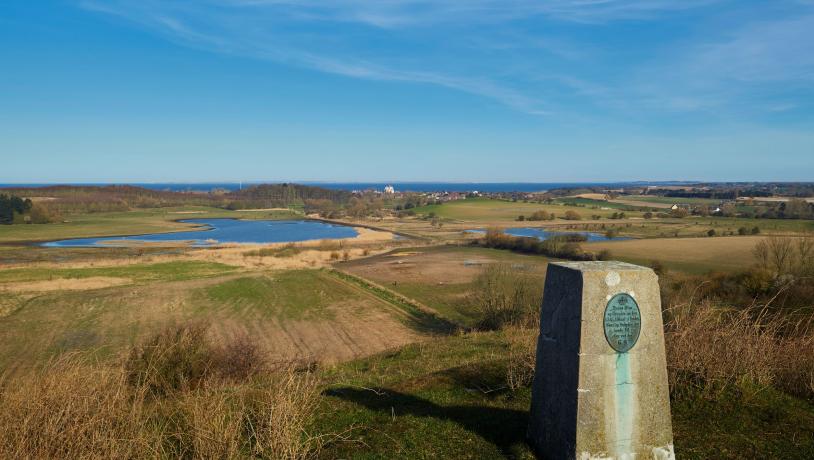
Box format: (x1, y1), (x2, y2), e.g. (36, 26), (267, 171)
(202, 0), (722, 27)
(78, 0), (813, 118)
(628, 12), (814, 114)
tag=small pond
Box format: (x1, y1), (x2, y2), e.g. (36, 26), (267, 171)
(41, 219), (359, 248)
(467, 227), (629, 242)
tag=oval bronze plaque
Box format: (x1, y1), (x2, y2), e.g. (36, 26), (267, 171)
(603, 293), (641, 353)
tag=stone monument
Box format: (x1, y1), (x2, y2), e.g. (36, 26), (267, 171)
(528, 261), (674, 460)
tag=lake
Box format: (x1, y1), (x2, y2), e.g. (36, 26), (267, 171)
(42, 219), (359, 248)
(468, 227), (629, 242)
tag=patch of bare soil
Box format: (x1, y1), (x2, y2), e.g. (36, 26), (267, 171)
(1, 277), (132, 293)
(211, 303), (423, 365)
(343, 249), (499, 285)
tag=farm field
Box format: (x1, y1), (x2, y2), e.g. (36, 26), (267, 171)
(0, 262), (435, 374)
(617, 195), (722, 206)
(413, 198), (644, 222)
(584, 236), (763, 273)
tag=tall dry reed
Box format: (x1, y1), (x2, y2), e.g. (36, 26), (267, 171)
(665, 301), (814, 399)
(0, 323), (323, 459)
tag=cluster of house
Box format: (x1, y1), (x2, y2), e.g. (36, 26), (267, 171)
(422, 191), (479, 201)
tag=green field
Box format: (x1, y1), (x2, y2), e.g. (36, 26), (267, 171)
(620, 195), (723, 205)
(554, 196), (639, 210)
(0, 260), (236, 284)
(0, 265), (430, 372)
(413, 198), (642, 222)
(200, 270), (362, 320)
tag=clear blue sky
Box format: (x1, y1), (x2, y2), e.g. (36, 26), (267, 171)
(2, 1), (813, 183)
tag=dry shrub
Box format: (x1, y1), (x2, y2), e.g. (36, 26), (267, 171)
(249, 367), (322, 459)
(126, 322), (214, 396)
(0, 354), (150, 458)
(504, 325), (538, 390)
(470, 263), (542, 330)
(666, 301), (814, 398)
(172, 368), (322, 460)
(214, 331), (266, 381)
(0, 324), (323, 459)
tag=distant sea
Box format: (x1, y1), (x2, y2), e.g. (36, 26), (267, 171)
(0, 181), (691, 193)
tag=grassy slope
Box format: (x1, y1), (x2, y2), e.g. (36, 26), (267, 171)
(0, 266), (417, 370)
(200, 270), (361, 320)
(0, 206), (300, 243)
(0, 260), (237, 283)
(340, 246), (549, 327)
(316, 332), (814, 459)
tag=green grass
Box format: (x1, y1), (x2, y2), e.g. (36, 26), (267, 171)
(672, 382), (814, 459)
(554, 197), (640, 211)
(318, 332), (534, 459)
(0, 261), (237, 284)
(413, 198), (641, 222)
(328, 269), (458, 334)
(620, 195), (723, 205)
(391, 282), (477, 326)
(315, 331), (814, 459)
(200, 270), (364, 320)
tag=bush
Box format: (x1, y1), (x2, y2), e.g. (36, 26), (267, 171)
(479, 228), (591, 260)
(470, 264), (542, 330)
(563, 210), (581, 220)
(0, 325), (323, 459)
(527, 210), (553, 221)
(126, 322), (215, 396)
(670, 208), (689, 218)
(665, 301), (814, 399)
(504, 325), (538, 390)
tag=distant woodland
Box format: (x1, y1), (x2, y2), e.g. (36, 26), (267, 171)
(0, 184), (353, 223)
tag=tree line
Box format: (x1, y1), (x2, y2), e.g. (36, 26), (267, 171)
(0, 194), (32, 224)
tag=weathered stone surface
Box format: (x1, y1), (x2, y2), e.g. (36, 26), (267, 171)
(528, 261), (674, 460)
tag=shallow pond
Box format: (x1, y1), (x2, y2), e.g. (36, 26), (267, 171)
(42, 219), (359, 248)
(468, 227), (629, 242)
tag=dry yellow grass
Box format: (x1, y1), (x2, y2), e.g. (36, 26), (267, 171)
(0, 276), (131, 293)
(0, 326), (324, 459)
(584, 236), (764, 272)
(665, 301), (814, 398)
